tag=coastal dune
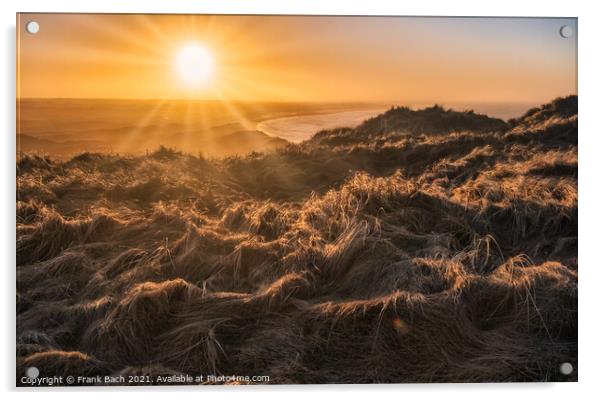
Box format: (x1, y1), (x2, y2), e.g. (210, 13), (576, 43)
(16, 96), (577, 384)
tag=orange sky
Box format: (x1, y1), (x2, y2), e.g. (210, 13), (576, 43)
(17, 14), (577, 104)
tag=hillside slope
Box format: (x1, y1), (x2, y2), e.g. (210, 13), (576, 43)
(16, 96), (577, 384)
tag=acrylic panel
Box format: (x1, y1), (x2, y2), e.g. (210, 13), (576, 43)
(16, 14), (578, 386)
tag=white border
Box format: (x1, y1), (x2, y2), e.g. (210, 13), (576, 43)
(3, 1), (601, 399)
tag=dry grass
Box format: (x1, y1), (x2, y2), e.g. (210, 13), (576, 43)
(16, 96), (577, 384)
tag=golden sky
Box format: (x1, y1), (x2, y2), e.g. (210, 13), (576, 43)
(17, 14), (577, 104)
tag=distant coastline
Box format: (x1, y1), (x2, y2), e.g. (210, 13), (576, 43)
(16, 98), (543, 158)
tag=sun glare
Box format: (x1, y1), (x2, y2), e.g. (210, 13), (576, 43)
(174, 43), (214, 86)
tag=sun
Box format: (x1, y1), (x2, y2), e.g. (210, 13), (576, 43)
(174, 43), (214, 86)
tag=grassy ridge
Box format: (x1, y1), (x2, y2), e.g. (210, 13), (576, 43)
(16, 96), (577, 384)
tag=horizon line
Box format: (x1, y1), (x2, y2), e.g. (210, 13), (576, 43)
(16, 96), (575, 105)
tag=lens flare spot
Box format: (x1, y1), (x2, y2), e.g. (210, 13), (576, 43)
(393, 317), (410, 335)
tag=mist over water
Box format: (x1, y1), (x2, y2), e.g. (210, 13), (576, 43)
(257, 109), (388, 143)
